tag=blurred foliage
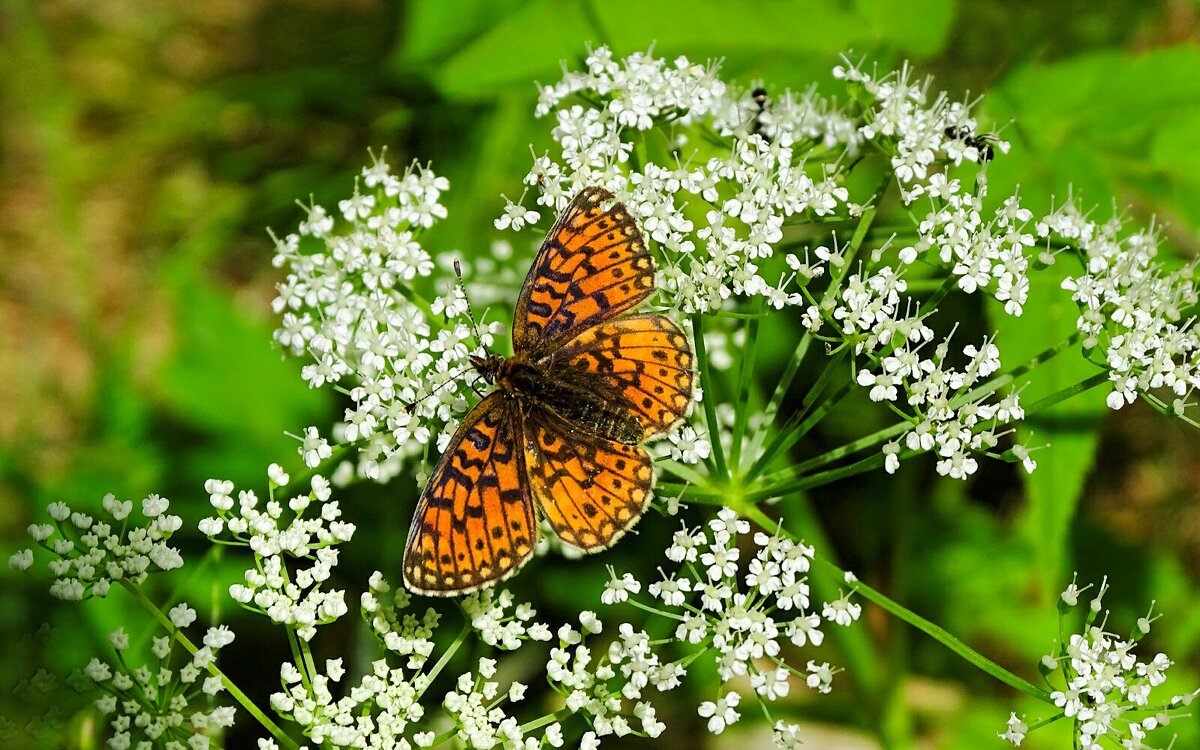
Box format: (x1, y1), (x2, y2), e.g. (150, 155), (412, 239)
(2, 0), (1199, 748)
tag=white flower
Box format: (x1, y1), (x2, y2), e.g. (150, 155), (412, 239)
(697, 691), (741, 734)
(999, 712), (1028, 745)
(169, 603), (198, 628)
(602, 570), (642, 605)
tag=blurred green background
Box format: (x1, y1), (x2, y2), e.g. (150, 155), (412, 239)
(3, 1), (1200, 748)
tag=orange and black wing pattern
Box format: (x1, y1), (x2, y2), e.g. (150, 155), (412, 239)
(523, 407), (655, 552)
(512, 187), (656, 356)
(546, 314), (695, 442)
(403, 393), (537, 595)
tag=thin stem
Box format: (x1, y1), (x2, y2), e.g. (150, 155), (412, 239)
(1021, 371), (1108, 415)
(749, 452), (887, 500)
(917, 275), (957, 315)
(742, 363), (854, 484)
(738, 508), (1050, 702)
(120, 582), (299, 749)
(691, 313), (729, 480)
(729, 300), (764, 472)
(418, 621), (472, 701)
(760, 199), (883, 433)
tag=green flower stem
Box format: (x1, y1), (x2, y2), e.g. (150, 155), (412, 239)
(737, 506), (1051, 702)
(754, 330), (1087, 490)
(742, 365), (854, 485)
(418, 621), (472, 701)
(285, 627), (315, 692)
(761, 202), (880, 431)
(1020, 371), (1108, 414)
(917, 275), (957, 315)
(519, 707), (574, 733)
(729, 299), (765, 472)
(950, 331), (1084, 408)
(691, 313), (729, 480)
(748, 452), (887, 501)
(1144, 391), (1200, 428)
(120, 582), (299, 750)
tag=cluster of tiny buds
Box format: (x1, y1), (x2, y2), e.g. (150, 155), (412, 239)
(83, 616), (236, 750)
(200, 468), (354, 641)
(11, 493), (183, 600)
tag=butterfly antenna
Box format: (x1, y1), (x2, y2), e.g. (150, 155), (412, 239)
(401, 361), (479, 414)
(453, 259), (486, 347)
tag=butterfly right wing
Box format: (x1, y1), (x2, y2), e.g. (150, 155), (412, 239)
(403, 393), (537, 595)
(512, 186), (657, 357)
(522, 405), (655, 552)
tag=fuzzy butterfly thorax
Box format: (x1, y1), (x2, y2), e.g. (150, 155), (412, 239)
(470, 352), (649, 445)
(404, 187), (695, 596)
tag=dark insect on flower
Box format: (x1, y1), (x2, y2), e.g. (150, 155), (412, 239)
(750, 86), (769, 139)
(943, 125), (997, 162)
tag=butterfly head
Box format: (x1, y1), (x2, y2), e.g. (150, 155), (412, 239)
(470, 353), (506, 385)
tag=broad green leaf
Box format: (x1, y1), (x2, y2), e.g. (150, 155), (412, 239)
(429, 0), (594, 99)
(428, 0), (957, 99)
(400, 0), (529, 64)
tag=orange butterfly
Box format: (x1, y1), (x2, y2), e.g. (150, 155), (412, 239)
(403, 187), (695, 595)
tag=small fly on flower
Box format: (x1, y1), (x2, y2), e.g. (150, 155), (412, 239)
(751, 86), (769, 138)
(944, 124), (999, 162)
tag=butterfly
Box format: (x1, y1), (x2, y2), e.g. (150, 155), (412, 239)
(403, 186), (695, 596)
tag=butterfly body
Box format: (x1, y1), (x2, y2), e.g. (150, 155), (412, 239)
(404, 187), (694, 596)
(471, 352), (648, 445)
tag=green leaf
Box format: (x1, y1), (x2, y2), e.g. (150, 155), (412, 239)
(425, 0), (957, 100)
(429, 0), (594, 100)
(156, 270), (329, 480)
(399, 0), (530, 65)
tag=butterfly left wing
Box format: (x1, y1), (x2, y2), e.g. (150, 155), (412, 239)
(512, 187), (656, 357)
(403, 393), (537, 595)
(522, 405), (655, 552)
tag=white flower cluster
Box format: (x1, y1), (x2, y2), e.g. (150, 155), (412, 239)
(833, 57), (1008, 185)
(858, 328), (1027, 480)
(1048, 203), (1200, 412)
(520, 46), (858, 315)
(608, 508), (857, 745)
(903, 177), (1036, 316)
(443, 658), (540, 749)
(271, 575), (562, 750)
(1002, 576), (1198, 749)
(543, 612), (676, 747)
(271, 572), (440, 749)
(84, 618), (236, 750)
(461, 588), (553, 649)
(272, 154), (502, 481)
(199, 473), (354, 641)
(12, 493), (184, 600)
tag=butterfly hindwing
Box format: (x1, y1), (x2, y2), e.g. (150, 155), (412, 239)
(403, 393), (537, 595)
(523, 406), (654, 552)
(512, 187), (656, 356)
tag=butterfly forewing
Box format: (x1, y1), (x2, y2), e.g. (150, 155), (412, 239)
(546, 314), (695, 441)
(523, 407), (654, 551)
(403, 393), (536, 595)
(512, 187), (656, 356)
